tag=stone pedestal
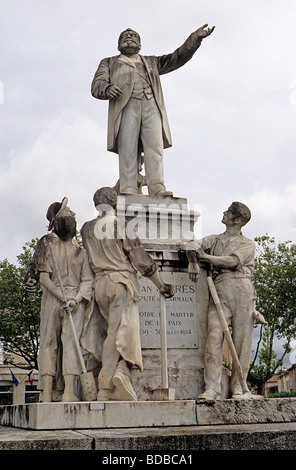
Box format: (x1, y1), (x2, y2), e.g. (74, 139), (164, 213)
(117, 195), (212, 400)
(1, 398), (295, 430)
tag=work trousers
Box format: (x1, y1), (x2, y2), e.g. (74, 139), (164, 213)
(117, 96), (166, 196)
(204, 277), (255, 396)
(38, 290), (84, 378)
(95, 274), (142, 390)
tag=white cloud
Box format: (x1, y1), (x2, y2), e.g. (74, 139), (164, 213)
(0, 110), (118, 262)
(244, 185), (296, 242)
(1, 0), (296, 263)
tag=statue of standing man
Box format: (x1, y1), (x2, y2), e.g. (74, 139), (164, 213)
(91, 25), (215, 197)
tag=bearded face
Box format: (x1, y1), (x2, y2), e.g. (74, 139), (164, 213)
(53, 215), (77, 240)
(118, 29), (141, 55)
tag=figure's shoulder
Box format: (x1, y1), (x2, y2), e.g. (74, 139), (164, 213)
(81, 218), (97, 236)
(98, 55), (118, 66)
(141, 54), (158, 66)
(241, 235), (255, 248)
(34, 232), (57, 253)
(239, 232), (255, 244)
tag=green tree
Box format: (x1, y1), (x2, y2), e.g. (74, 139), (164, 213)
(0, 239), (41, 369)
(249, 235), (296, 393)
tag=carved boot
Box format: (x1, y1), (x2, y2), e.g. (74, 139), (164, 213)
(112, 360), (138, 401)
(97, 388), (120, 401)
(197, 388), (219, 400)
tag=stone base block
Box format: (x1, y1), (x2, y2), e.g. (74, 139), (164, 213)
(0, 400), (197, 430)
(0, 398), (295, 431)
(153, 388), (175, 401)
(196, 397), (296, 425)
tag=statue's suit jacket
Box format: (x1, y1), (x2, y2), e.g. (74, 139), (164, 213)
(91, 31), (203, 154)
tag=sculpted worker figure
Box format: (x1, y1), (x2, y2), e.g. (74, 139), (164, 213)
(185, 202), (259, 400)
(81, 187), (174, 401)
(91, 25), (215, 197)
(27, 198), (94, 402)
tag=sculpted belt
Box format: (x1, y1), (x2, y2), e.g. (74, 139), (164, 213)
(213, 271), (252, 284)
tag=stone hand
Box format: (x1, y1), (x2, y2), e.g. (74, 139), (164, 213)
(188, 262), (200, 283)
(106, 84), (123, 99)
(160, 283), (175, 298)
(63, 298), (78, 314)
(196, 24), (215, 39)
(25, 278), (38, 294)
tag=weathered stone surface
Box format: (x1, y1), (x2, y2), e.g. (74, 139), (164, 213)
(86, 422), (296, 451)
(1, 398), (295, 432)
(0, 400), (197, 430)
(1, 422), (296, 450)
(0, 425), (92, 450)
(138, 272), (198, 349)
(196, 397), (296, 425)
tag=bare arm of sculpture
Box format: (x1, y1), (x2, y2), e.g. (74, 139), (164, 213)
(186, 250), (200, 283)
(123, 234), (174, 298)
(148, 270), (175, 298)
(199, 251), (239, 269)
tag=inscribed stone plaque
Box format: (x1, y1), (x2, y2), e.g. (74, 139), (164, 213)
(138, 272), (197, 349)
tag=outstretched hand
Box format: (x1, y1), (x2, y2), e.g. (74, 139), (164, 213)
(196, 24), (215, 39)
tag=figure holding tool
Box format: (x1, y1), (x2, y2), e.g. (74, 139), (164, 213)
(185, 202), (264, 399)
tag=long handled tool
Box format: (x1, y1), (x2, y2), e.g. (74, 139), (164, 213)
(153, 294), (175, 400)
(49, 244), (97, 401)
(160, 294), (169, 389)
(207, 275), (250, 395)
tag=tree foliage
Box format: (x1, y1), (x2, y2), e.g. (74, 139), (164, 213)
(249, 235), (296, 391)
(0, 239), (41, 369)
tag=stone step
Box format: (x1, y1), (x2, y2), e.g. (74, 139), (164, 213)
(0, 398), (295, 430)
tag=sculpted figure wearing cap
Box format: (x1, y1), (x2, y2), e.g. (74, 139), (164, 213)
(91, 25), (214, 197)
(185, 202), (265, 400)
(25, 198), (94, 402)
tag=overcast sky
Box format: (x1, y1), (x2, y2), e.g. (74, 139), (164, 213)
(1, 0), (296, 263)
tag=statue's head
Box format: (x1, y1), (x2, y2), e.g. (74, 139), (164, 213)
(118, 28), (141, 55)
(46, 197), (77, 240)
(226, 201), (251, 227)
(93, 187), (117, 211)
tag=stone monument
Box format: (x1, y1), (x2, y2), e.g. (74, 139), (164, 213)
(2, 23), (296, 435)
(89, 24), (216, 400)
(91, 25), (215, 197)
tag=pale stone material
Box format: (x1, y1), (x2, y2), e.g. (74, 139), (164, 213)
(0, 401), (197, 430)
(12, 381), (26, 405)
(153, 388), (175, 401)
(117, 194), (199, 244)
(91, 26), (214, 197)
(81, 187), (174, 402)
(25, 198), (95, 403)
(1, 398), (295, 430)
(138, 272), (198, 349)
(196, 398), (296, 426)
(185, 202), (263, 400)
